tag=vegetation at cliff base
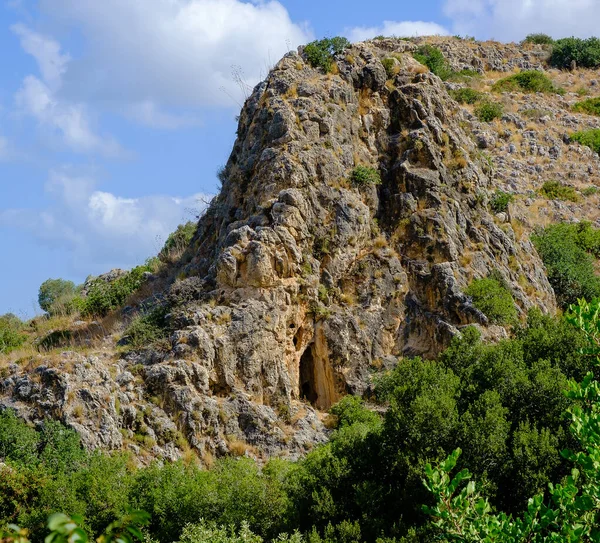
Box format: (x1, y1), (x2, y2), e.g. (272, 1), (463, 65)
(1, 305), (594, 543)
(465, 275), (517, 324)
(532, 221), (600, 308)
(423, 298), (600, 541)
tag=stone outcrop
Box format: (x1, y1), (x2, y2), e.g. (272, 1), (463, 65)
(2, 36), (577, 463)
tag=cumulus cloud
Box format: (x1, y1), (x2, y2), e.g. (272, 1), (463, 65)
(11, 23), (70, 89)
(347, 20), (450, 42)
(37, 0), (312, 109)
(12, 26), (127, 156)
(15, 75), (126, 156)
(443, 0), (600, 41)
(0, 170), (212, 273)
(125, 101), (202, 130)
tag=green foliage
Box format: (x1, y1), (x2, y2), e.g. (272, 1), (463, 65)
(350, 166), (381, 186)
(474, 100), (503, 122)
(328, 396), (381, 430)
(82, 264), (154, 317)
(570, 128), (600, 154)
(159, 221), (196, 263)
(572, 96), (600, 116)
(449, 87), (483, 104)
(0, 314), (26, 354)
(539, 180), (579, 202)
(413, 46), (453, 80)
(522, 33), (554, 45)
(422, 298), (600, 542)
(1, 511), (148, 543)
(178, 520), (263, 543)
(492, 70), (564, 94)
(583, 185), (599, 197)
(38, 279), (78, 316)
(532, 222), (600, 308)
(489, 190), (513, 213)
(122, 306), (170, 350)
(381, 58), (396, 79)
(0, 307), (593, 543)
(550, 36), (600, 69)
(521, 108), (550, 120)
(465, 276), (517, 325)
(303, 37), (350, 72)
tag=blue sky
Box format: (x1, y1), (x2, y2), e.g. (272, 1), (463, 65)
(0, 0), (598, 317)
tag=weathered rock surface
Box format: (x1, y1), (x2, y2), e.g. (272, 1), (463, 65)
(2, 36), (580, 463)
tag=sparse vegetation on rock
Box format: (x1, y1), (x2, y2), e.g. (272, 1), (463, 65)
(492, 70), (563, 94)
(571, 128), (600, 154)
(303, 37), (350, 72)
(474, 100), (504, 122)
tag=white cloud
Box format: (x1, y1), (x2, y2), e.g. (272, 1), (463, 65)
(126, 100), (202, 130)
(443, 0), (600, 41)
(347, 20), (449, 43)
(13, 27), (127, 156)
(37, 0), (312, 109)
(11, 23), (70, 89)
(0, 170), (212, 273)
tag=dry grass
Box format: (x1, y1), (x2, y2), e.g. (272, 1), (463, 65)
(283, 83), (298, 100)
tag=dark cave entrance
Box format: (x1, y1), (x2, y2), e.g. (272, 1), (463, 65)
(299, 345), (318, 406)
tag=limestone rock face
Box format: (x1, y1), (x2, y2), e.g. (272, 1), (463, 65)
(1, 37), (562, 462)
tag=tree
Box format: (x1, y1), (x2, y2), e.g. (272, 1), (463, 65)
(38, 279), (77, 315)
(423, 298), (600, 541)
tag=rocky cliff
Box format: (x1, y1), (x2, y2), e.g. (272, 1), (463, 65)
(2, 36), (600, 463)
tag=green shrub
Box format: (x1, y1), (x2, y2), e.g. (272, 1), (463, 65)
(474, 100), (503, 122)
(159, 221), (196, 263)
(531, 222), (600, 307)
(449, 87), (483, 104)
(178, 520), (263, 543)
(38, 279), (79, 316)
(122, 306), (170, 350)
(0, 314), (26, 354)
(489, 190), (513, 213)
(381, 58), (396, 79)
(583, 185), (599, 196)
(570, 128), (600, 154)
(520, 108), (550, 120)
(550, 36), (600, 69)
(350, 165), (381, 186)
(539, 180), (579, 202)
(303, 37), (350, 72)
(572, 96), (600, 116)
(81, 263), (154, 317)
(422, 299), (600, 542)
(413, 45), (453, 80)
(465, 276), (517, 325)
(522, 33), (554, 45)
(491, 70), (563, 94)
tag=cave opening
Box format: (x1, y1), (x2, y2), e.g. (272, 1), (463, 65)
(299, 345), (319, 406)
